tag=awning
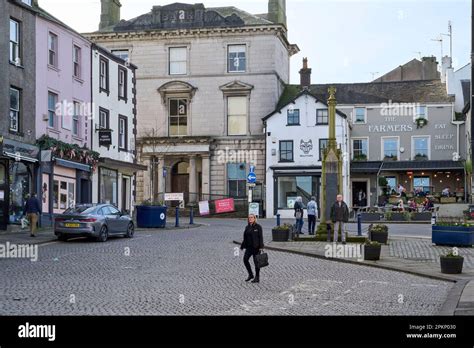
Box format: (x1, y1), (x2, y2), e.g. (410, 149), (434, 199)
(380, 160), (465, 172)
(351, 161), (382, 173)
(99, 157), (147, 173)
(55, 158), (92, 172)
(1, 138), (39, 163)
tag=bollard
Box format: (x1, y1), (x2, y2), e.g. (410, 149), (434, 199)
(357, 213), (362, 236)
(190, 207), (194, 225)
(175, 206), (180, 228)
(276, 214), (281, 227)
(326, 223), (331, 242)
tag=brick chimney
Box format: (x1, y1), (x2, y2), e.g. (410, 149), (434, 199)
(268, 0), (286, 27)
(99, 0), (121, 30)
(421, 56), (440, 80)
(299, 57), (312, 88)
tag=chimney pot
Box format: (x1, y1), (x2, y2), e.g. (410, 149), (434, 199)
(299, 57), (312, 88)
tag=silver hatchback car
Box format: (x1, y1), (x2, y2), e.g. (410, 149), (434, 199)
(54, 204), (134, 242)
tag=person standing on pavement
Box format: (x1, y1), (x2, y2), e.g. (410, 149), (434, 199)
(23, 193), (42, 237)
(240, 214), (264, 283)
(294, 196), (304, 235)
(307, 197), (318, 235)
(330, 194), (349, 245)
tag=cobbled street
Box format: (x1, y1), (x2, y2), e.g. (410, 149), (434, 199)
(0, 219), (453, 316)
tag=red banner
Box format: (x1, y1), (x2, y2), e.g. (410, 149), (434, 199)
(215, 198), (235, 214)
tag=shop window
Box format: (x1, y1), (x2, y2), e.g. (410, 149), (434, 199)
(227, 163), (246, 198)
(53, 178), (76, 212)
(277, 176), (318, 209)
(100, 168), (118, 205)
(9, 162), (30, 224)
(414, 176), (431, 194)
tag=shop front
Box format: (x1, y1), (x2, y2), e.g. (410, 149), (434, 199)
(270, 167), (321, 218)
(93, 158), (146, 215)
(0, 138), (39, 230)
(40, 157), (92, 227)
(379, 161), (467, 204)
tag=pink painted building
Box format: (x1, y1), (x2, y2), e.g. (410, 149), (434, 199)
(35, 8), (93, 225)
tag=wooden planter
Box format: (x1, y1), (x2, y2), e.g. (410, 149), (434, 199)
(364, 244), (381, 261)
(272, 228), (290, 242)
(369, 231), (388, 244)
(360, 213), (382, 222)
(432, 226), (474, 247)
(440, 256), (464, 274)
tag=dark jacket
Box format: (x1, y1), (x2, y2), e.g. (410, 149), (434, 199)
(241, 223), (264, 250)
(294, 201), (304, 218)
(23, 196), (41, 215)
(330, 201), (349, 223)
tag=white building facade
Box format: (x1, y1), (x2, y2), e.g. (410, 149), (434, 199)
(91, 44), (145, 214)
(263, 90), (350, 218)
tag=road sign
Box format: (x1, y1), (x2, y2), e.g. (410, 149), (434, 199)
(247, 172), (257, 184)
(249, 165), (255, 173)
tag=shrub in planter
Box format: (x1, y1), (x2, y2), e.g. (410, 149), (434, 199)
(368, 224), (388, 244)
(272, 224), (292, 242)
(440, 251), (464, 274)
(364, 240), (381, 261)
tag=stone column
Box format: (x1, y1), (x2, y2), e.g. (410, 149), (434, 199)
(157, 156), (165, 202)
(189, 155), (197, 203)
(201, 155), (211, 199)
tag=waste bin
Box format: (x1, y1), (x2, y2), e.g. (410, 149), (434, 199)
(136, 206), (167, 228)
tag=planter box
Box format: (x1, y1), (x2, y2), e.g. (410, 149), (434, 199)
(411, 212), (432, 221)
(272, 228), (290, 242)
(440, 257), (464, 274)
(432, 225), (474, 247)
(389, 213), (407, 222)
(369, 231), (388, 244)
(360, 213), (382, 222)
(364, 245), (381, 261)
(136, 206), (167, 229)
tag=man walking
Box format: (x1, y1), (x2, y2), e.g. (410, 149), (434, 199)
(307, 196), (318, 235)
(23, 193), (41, 237)
(330, 194), (349, 244)
(294, 197), (304, 235)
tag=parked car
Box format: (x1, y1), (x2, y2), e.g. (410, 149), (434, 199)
(54, 204), (134, 242)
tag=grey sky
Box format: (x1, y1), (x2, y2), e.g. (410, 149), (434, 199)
(39, 0), (471, 84)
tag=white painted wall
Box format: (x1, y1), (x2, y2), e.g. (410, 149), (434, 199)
(447, 63), (471, 112)
(265, 93), (350, 218)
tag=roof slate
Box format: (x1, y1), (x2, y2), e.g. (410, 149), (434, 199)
(277, 80), (454, 109)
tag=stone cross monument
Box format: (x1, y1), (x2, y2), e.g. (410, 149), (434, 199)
(320, 87), (343, 228)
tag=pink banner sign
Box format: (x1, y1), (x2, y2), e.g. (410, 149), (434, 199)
(215, 198), (235, 214)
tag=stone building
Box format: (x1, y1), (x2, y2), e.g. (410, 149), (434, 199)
(277, 62), (464, 209)
(84, 0), (299, 207)
(0, 0), (38, 230)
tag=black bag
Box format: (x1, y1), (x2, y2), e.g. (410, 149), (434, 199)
(255, 251), (269, 268)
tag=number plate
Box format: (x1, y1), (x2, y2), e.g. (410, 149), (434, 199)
(65, 223), (80, 228)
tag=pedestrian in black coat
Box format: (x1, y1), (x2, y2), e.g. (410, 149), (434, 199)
(240, 214), (264, 283)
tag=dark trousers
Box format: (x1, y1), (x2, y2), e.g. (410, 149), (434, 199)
(308, 215), (316, 235)
(244, 248), (260, 278)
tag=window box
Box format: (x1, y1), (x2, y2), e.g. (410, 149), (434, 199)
(414, 154), (428, 161)
(383, 155), (398, 162)
(415, 117), (428, 129)
(353, 154), (367, 162)
(432, 225), (474, 247)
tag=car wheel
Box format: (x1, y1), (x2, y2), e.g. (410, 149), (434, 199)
(97, 225), (108, 242)
(125, 223), (134, 238)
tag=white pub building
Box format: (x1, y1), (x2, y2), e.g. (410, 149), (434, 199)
(263, 59), (350, 218)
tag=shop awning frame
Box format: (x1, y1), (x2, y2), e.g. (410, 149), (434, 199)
(379, 160), (465, 172)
